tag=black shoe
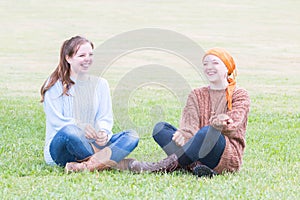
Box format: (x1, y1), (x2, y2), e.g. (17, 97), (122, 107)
(193, 165), (218, 178)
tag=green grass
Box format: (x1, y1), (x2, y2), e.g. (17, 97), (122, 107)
(0, 95), (299, 199)
(1, 0), (300, 199)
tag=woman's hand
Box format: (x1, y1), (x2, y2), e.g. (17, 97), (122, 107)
(94, 130), (108, 146)
(210, 114), (233, 131)
(172, 131), (187, 147)
(85, 124), (97, 139)
(85, 124), (108, 146)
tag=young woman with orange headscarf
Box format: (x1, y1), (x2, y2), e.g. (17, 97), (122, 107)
(128, 47), (250, 177)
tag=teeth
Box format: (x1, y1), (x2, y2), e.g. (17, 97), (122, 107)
(206, 71), (216, 76)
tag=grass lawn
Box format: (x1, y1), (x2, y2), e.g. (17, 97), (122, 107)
(0, 0), (299, 199)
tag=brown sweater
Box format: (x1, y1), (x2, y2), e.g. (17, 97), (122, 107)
(178, 86), (250, 174)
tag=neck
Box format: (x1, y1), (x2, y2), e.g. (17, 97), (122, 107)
(70, 72), (89, 81)
(209, 79), (228, 90)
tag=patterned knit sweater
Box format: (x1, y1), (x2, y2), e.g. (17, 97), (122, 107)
(178, 86), (250, 174)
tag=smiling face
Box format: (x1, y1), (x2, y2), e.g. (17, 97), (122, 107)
(202, 54), (229, 89)
(66, 42), (94, 78)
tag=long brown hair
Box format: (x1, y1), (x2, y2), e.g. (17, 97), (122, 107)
(40, 36), (94, 102)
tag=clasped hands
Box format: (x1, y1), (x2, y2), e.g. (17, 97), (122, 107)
(85, 124), (108, 146)
(210, 113), (233, 131)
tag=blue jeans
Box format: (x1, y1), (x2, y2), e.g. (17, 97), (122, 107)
(50, 125), (139, 166)
(152, 122), (225, 169)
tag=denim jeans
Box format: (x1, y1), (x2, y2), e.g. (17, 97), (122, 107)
(50, 125), (139, 166)
(152, 122), (225, 169)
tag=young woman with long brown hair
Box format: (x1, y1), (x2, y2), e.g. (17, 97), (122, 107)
(41, 36), (139, 172)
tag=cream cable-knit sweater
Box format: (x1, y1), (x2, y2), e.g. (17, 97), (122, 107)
(178, 86), (250, 174)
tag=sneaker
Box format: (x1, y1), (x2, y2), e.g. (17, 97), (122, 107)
(193, 165), (218, 178)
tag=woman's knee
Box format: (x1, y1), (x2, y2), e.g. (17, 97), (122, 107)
(55, 124), (84, 142)
(58, 124), (81, 135)
(194, 125), (218, 138)
(152, 122), (170, 138)
(124, 129), (139, 146)
(196, 126), (209, 135)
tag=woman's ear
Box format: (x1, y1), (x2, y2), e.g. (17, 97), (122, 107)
(65, 55), (71, 64)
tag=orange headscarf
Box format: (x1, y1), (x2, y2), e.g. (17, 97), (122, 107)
(203, 47), (237, 110)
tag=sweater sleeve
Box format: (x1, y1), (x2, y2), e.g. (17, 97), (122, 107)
(222, 88), (250, 136)
(94, 78), (113, 140)
(178, 90), (201, 140)
(43, 81), (76, 132)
